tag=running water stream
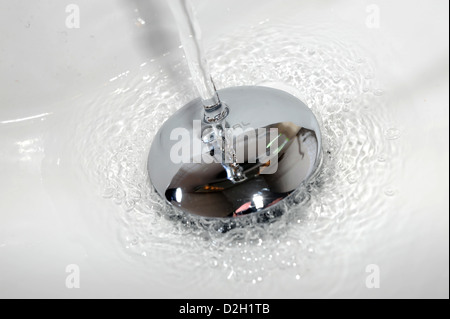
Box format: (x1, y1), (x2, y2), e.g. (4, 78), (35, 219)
(169, 0), (220, 109)
(169, 0), (246, 182)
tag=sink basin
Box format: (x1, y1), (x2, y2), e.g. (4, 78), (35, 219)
(0, 0), (448, 298)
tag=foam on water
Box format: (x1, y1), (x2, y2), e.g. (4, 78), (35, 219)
(70, 24), (400, 285)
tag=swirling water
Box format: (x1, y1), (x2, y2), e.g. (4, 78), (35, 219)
(65, 24), (400, 288)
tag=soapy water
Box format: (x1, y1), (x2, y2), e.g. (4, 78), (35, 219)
(70, 24), (400, 284)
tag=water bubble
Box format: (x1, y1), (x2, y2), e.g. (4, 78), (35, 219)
(129, 189), (142, 200)
(384, 187), (396, 197)
(384, 127), (401, 140)
(337, 161), (350, 171)
(102, 187), (115, 199)
(377, 154), (387, 162)
(347, 174), (358, 184)
(123, 199), (136, 212)
(373, 89), (384, 96)
(332, 75), (342, 83)
(344, 96), (353, 104)
(209, 257), (219, 268)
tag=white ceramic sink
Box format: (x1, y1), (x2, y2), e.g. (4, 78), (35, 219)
(0, 0), (448, 298)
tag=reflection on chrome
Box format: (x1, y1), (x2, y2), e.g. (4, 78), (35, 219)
(164, 121), (319, 218)
(149, 86), (322, 219)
